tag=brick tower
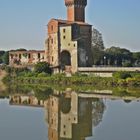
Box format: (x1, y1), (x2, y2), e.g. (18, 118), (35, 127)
(65, 0), (87, 22)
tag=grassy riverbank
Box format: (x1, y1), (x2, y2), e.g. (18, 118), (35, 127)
(3, 72), (140, 87)
(1, 66), (140, 87)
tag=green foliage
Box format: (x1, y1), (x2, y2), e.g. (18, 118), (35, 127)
(91, 46), (104, 65)
(112, 71), (140, 86)
(10, 48), (27, 52)
(0, 51), (5, 64)
(2, 74), (11, 83)
(2, 51), (9, 64)
(113, 71), (132, 79)
(122, 62), (132, 67)
(132, 52), (140, 66)
(37, 72), (49, 77)
(34, 62), (52, 74)
(105, 47), (132, 66)
(34, 87), (53, 100)
(19, 71), (37, 77)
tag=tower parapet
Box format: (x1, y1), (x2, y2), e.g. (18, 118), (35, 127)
(65, 0), (87, 22)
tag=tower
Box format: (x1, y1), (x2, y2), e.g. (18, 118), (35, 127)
(65, 0), (87, 22)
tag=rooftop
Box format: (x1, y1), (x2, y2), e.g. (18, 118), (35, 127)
(49, 18), (92, 26)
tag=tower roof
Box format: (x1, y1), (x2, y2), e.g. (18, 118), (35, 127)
(48, 18), (91, 26)
(65, 0), (87, 6)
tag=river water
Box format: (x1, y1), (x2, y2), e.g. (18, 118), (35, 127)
(0, 86), (140, 140)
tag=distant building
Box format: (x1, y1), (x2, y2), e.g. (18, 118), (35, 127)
(45, 0), (93, 73)
(9, 50), (45, 66)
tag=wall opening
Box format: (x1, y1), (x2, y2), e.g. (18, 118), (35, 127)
(60, 51), (71, 70)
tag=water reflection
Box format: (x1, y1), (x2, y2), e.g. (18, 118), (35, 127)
(2, 84), (140, 140)
(9, 89), (106, 140)
(10, 95), (45, 107)
(46, 92), (105, 140)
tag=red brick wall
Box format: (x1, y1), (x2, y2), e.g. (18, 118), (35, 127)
(67, 6), (75, 21)
(48, 20), (59, 34)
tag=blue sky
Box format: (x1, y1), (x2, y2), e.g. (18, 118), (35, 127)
(0, 0), (139, 51)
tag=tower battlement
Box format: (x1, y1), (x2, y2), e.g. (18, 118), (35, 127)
(65, 0), (87, 7)
(65, 0), (87, 22)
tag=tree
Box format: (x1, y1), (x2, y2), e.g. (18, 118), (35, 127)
(91, 28), (105, 65)
(2, 51), (9, 65)
(92, 99), (106, 127)
(92, 28), (105, 50)
(0, 51), (5, 64)
(10, 48), (27, 52)
(91, 46), (104, 65)
(105, 47), (132, 66)
(132, 52), (140, 66)
(34, 62), (52, 74)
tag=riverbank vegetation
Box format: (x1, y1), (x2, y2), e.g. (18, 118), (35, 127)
(1, 63), (140, 87)
(1, 83), (140, 101)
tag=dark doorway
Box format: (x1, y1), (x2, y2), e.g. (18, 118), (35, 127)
(61, 51), (71, 69)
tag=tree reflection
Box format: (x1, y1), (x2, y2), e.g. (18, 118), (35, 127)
(92, 98), (106, 127)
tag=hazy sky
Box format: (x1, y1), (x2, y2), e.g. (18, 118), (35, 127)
(0, 0), (140, 51)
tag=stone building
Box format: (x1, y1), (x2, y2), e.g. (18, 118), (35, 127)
(9, 50), (45, 66)
(45, 0), (93, 73)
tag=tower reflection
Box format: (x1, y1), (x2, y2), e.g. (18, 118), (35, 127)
(45, 90), (105, 140)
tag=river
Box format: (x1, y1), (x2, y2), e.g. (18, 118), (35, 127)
(0, 85), (140, 140)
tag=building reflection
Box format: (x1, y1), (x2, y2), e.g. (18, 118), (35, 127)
(9, 89), (106, 140)
(10, 95), (45, 107)
(45, 90), (105, 140)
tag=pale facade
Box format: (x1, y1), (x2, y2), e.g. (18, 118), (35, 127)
(9, 50), (45, 66)
(60, 25), (78, 72)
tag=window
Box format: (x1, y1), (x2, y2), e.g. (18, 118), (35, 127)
(68, 43), (70, 46)
(63, 36), (66, 39)
(28, 54), (31, 59)
(63, 28), (66, 33)
(52, 101), (54, 106)
(64, 131), (66, 135)
(19, 54), (21, 59)
(51, 38), (53, 44)
(10, 54), (13, 59)
(52, 56), (54, 62)
(51, 25), (53, 31)
(38, 53), (40, 59)
(74, 44), (76, 47)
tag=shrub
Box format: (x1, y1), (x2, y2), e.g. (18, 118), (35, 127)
(37, 72), (49, 77)
(113, 71), (132, 79)
(34, 62), (52, 74)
